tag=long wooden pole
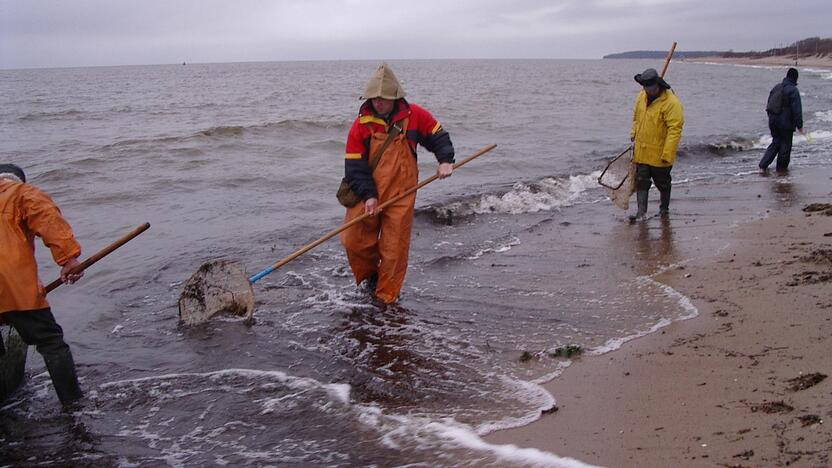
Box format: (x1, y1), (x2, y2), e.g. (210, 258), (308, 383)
(45, 222), (150, 293)
(248, 144), (497, 283)
(660, 42), (677, 78)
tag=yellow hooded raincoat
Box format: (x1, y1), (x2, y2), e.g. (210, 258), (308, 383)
(630, 89), (684, 167)
(0, 179), (81, 314)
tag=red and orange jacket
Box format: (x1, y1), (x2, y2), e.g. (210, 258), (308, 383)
(1, 179), (81, 314)
(345, 99), (454, 200)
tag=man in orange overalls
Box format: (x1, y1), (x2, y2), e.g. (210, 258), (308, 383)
(0, 163), (85, 407)
(340, 64), (455, 304)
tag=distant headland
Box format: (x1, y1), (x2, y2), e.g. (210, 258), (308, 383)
(603, 51), (722, 59)
(605, 37), (832, 69)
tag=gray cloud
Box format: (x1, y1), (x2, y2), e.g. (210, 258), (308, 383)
(1, 0), (829, 68)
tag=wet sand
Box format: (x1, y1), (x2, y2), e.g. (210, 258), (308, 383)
(486, 199), (832, 465)
(685, 54), (832, 69)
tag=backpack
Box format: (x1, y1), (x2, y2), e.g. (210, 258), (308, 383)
(766, 83), (784, 114)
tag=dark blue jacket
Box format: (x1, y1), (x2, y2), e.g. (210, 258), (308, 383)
(768, 77), (803, 132)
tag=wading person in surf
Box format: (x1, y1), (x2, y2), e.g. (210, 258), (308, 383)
(0, 164), (84, 408)
(759, 67), (803, 172)
(339, 63), (455, 304)
(629, 68), (684, 222)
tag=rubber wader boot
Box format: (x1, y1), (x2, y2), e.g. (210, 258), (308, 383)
(44, 350), (83, 407)
(629, 190), (648, 222)
(659, 190), (671, 218)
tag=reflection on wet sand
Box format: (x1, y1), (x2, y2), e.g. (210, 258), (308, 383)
(633, 218), (677, 275)
(332, 305), (445, 406)
(760, 169), (801, 210)
(770, 178), (798, 209)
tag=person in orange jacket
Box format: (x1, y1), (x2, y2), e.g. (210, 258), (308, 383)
(340, 64), (455, 304)
(0, 163), (84, 407)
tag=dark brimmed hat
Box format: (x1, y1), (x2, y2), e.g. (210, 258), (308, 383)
(634, 68), (671, 89)
(0, 163), (26, 183)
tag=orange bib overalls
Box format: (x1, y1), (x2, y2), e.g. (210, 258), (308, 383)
(340, 119), (418, 303)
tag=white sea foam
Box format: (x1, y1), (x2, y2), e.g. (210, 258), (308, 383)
(101, 368), (351, 405)
(465, 236), (521, 260)
(353, 403), (599, 468)
(753, 134), (772, 149)
(589, 272), (698, 356)
(806, 129), (832, 140)
(426, 421), (599, 468)
(475, 374), (558, 435)
(815, 110), (832, 122)
(484, 173), (599, 215)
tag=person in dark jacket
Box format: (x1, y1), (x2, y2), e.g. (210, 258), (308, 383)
(759, 68), (803, 172)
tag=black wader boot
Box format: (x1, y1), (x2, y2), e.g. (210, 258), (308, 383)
(3, 309), (84, 408)
(629, 190), (648, 222)
(44, 349), (83, 408)
(659, 188), (671, 218)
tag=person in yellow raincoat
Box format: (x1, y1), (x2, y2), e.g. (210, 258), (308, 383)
(629, 68), (684, 221)
(340, 64), (455, 304)
(0, 164), (84, 407)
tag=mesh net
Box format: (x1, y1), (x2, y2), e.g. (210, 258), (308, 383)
(178, 260), (254, 326)
(598, 146), (635, 210)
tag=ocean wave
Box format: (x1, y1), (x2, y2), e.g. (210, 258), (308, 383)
(198, 125), (246, 137)
(682, 136), (768, 155)
(101, 118), (349, 149)
(198, 119), (347, 138)
(17, 109), (85, 121)
(418, 173), (600, 222)
(669, 127), (828, 159)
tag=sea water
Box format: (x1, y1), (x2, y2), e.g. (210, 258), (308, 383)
(1, 59), (830, 466)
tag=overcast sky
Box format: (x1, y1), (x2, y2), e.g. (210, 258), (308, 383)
(1, 0), (830, 69)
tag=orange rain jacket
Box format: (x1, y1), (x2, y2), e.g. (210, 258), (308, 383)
(0, 179), (81, 314)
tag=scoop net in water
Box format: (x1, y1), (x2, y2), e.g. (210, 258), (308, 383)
(598, 146), (635, 210)
(178, 260), (254, 326)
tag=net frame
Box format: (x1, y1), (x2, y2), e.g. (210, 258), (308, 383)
(597, 146), (633, 190)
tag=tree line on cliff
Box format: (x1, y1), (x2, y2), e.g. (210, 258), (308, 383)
(604, 37), (831, 60)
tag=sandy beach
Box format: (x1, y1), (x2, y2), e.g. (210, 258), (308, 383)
(486, 202), (832, 466)
(685, 54), (832, 69)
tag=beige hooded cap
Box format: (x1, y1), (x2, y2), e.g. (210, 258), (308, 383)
(361, 63), (406, 100)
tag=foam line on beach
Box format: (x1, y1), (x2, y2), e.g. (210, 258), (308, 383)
(588, 270), (699, 357)
(354, 402), (600, 468)
(474, 370), (566, 435)
(428, 422), (600, 468)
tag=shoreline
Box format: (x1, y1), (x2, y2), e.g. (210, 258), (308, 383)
(485, 203), (832, 466)
(684, 54), (832, 69)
